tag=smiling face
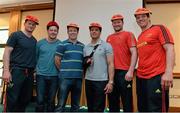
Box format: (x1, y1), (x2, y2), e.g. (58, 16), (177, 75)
(24, 20), (37, 33)
(67, 27), (79, 41)
(112, 19), (123, 32)
(135, 14), (151, 29)
(89, 27), (101, 40)
(47, 26), (59, 40)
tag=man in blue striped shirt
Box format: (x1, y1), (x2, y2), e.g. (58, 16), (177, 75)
(54, 23), (84, 112)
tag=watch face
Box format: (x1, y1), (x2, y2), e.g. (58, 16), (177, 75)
(109, 81), (114, 84)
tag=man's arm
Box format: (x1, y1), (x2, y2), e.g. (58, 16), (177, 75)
(55, 55), (61, 70)
(161, 43), (175, 89)
(104, 54), (114, 94)
(3, 46), (13, 83)
(125, 47), (137, 81)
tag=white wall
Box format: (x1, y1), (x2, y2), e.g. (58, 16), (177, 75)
(55, 0), (143, 44)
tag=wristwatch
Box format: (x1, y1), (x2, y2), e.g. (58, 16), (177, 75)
(108, 80), (114, 84)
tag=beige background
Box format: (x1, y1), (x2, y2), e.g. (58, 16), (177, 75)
(21, 9), (53, 41)
(147, 3), (180, 73)
(0, 13), (10, 29)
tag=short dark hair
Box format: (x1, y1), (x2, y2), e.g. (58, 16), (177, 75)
(112, 19), (124, 23)
(89, 27), (102, 32)
(67, 26), (79, 32)
(47, 26), (59, 30)
(135, 13), (150, 18)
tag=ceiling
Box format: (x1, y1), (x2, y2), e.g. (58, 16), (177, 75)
(0, 0), (53, 7)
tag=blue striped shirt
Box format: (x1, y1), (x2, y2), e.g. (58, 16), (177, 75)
(56, 39), (84, 78)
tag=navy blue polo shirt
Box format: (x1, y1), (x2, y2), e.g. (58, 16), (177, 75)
(6, 31), (37, 69)
(56, 39), (84, 78)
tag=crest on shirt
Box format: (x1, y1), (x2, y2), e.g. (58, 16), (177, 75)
(137, 41), (148, 48)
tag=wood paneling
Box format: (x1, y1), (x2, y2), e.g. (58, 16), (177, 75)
(0, 2), (53, 13)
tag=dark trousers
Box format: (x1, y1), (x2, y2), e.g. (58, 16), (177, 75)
(108, 69), (133, 112)
(136, 75), (169, 112)
(85, 80), (107, 112)
(6, 68), (34, 112)
(35, 75), (58, 112)
(55, 78), (82, 112)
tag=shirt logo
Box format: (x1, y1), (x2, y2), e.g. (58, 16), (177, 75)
(137, 41), (148, 48)
(155, 89), (161, 93)
(127, 84), (131, 88)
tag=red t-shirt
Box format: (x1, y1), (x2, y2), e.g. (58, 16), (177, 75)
(107, 31), (137, 70)
(137, 25), (174, 79)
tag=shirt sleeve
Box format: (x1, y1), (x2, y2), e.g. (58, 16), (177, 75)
(83, 47), (87, 57)
(127, 32), (137, 48)
(36, 40), (41, 61)
(56, 42), (65, 57)
(105, 43), (113, 56)
(6, 32), (18, 48)
(158, 25), (174, 45)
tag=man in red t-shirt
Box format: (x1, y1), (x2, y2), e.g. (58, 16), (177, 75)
(107, 14), (137, 112)
(134, 8), (175, 112)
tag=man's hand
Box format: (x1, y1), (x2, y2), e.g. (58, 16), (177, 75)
(125, 70), (134, 81)
(161, 72), (173, 90)
(104, 83), (113, 94)
(86, 58), (93, 65)
(3, 70), (12, 83)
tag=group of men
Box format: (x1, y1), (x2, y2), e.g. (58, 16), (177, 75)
(2, 7), (175, 112)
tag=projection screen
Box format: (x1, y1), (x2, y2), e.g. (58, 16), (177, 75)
(54, 0), (143, 44)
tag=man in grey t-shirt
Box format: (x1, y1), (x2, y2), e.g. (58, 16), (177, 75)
(83, 22), (114, 112)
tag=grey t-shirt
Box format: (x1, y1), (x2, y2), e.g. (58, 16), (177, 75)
(83, 39), (113, 81)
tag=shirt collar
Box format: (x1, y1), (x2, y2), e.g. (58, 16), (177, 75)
(66, 39), (80, 44)
(88, 39), (102, 47)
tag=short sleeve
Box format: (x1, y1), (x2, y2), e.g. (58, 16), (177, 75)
(127, 32), (137, 48)
(36, 39), (44, 61)
(83, 47), (87, 57)
(105, 43), (113, 56)
(6, 32), (18, 48)
(158, 25), (174, 45)
(56, 42), (65, 57)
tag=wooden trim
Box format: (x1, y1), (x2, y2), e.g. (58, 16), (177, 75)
(146, 0), (180, 4)
(0, 44), (6, 48)
(53, 0), (56, 21)
(0, 2), (54, 13)
(169, 107), (180, 112)
(173, 73), (180, 78)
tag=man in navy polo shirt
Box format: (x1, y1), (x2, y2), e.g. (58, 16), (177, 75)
(2, 15), (38, 112)
(55, 23), (84, 112)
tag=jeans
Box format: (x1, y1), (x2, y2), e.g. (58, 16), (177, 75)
(55, 78), (82, 112)
(85, 79), (107, 112)
(36, 75), (58, 112)
(6, 68), (34, 112)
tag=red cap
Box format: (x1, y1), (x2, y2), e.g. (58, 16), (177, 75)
(134, 8), (152, 16)
(25, 15), (39, 25)
(47, 21), (59, 29)
(89, 22), (102, 29)
(67, 23), (79, 29)
(111, 14), (124, 21)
